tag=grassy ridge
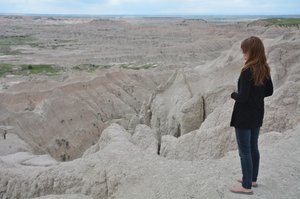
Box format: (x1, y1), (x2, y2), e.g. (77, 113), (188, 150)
(263, 18), (300, 27)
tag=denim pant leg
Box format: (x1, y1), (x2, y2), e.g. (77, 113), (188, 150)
(251, 127), (260, 182)
(235, 128), (252, 189)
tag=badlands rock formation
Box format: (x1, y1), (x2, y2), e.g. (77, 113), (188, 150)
(0, 69), (171, 160)
(1, 123), (300, 199)
(0, 16), (300, 198)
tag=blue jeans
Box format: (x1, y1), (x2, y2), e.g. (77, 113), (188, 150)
(235, 127), (260, 189)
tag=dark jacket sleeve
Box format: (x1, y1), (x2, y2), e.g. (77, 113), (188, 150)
(231, 69), (251, 103)
(265, 76), (273, 97)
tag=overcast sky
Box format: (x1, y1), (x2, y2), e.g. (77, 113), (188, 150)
(0, 0), (299, 15)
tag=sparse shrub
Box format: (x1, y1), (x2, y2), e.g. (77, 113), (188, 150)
(61, 154), (66, 161)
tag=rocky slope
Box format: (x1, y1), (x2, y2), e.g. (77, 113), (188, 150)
(0, 68), (171, 160)
(1, 123), (300, 199)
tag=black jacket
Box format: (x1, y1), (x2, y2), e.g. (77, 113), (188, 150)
(230, 68), (273, 128)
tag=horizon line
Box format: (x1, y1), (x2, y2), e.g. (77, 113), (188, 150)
(1, 13), (300, 17)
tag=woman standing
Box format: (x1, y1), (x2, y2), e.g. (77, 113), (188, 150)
(229, 36), (273, 195)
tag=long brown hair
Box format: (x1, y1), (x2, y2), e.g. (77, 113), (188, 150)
(241, 36), (271, 86)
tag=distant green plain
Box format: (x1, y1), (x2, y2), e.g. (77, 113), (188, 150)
(263, 18), (300, 27)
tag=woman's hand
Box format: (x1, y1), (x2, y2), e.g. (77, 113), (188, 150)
(231, 92), (238, 100)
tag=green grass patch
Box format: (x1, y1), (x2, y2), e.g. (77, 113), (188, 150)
(72, 64), (112, 72)
(0, 35), (75, 52)
(0, 35), (36, 55)
(0, 35), (34, 46)
(0, 63), (13, 77)
(3, 64), (62, 76)
(263, 18), (300, 27)
(120, 63), (157, 70)
(20, 64), (60, 74)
